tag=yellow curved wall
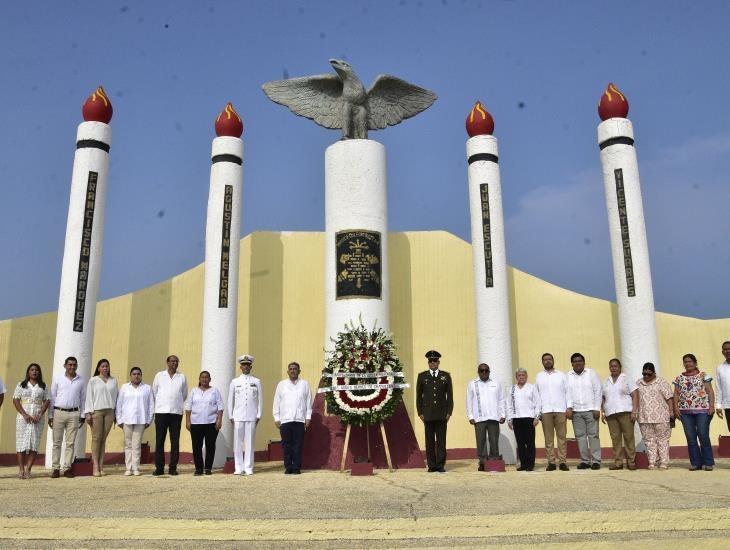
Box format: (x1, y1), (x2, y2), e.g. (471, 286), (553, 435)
(1, 231), (728, 456)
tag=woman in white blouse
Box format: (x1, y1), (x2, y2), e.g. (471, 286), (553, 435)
(507, 368), (542, 471)
(85, 358), (119, 477)
(115, 366), (154, 476)
(185, 371), (224, 476)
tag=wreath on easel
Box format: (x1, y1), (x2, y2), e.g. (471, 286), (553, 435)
(319, 320), (407, 427)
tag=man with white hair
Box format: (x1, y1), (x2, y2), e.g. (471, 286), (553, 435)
(228, 354), (262, 476)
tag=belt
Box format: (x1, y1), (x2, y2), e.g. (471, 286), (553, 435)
(53, 406), (79, 412)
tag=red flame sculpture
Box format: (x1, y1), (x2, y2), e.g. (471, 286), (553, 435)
(82, 86), (113, 123)
(466, 101), (494, 137)
(598, 83), (629, 121)
(215, 102), (244, 137)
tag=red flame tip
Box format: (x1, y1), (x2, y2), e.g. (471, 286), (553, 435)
(82, 86), (113, 123)
(466, 101), (494, 137)
(215, 102), (244, 137)
(598, 83), (629, 121)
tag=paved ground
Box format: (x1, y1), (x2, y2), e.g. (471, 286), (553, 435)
(1, 458), (729, 548)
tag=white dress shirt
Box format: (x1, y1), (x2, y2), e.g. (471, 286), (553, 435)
(273, 378), (312, 424)
(50, 374), (86, 418)
(507, 382), (542, 420)
(228, 374), (263, 421)
(466, 378), (505, 422)
(151, 370), (188, 414)
(716, 362), (730, 409)
(535, 369), (568, 413)
(84, 376), (118, 414)
(115, 382), (155, 425)
(567, 368), (602, 412)
(602, 373), (637, 416)
(185, 386), (224, 424)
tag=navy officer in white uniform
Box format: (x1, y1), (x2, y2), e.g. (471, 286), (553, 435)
(228, 354), (262, 475)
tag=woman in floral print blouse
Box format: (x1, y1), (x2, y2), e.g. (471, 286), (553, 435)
(673, 354), (715, 471)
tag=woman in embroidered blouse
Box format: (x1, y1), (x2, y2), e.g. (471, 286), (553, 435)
(85, 358), (119, 477)
(673, 353), (715, 471)
(12, 363), (50, 479)
(635, 362), (674, 470)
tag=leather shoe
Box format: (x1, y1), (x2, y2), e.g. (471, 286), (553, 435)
(437, 467), (446, 473)
(168, 469), (179, 476)
(516, 466), (525, 471)
(577, 462), (590, 470)
(559, 463), (569, 471)
(545, 463), (556, 471)
(427, 467), (436, 472)
(204, 469), (212, 475)
(591, 463), (601, 470)
(51, 469), (60, 478)
(152, 470), (164, 476)
(291, 469), (301, 474)
(608, 464), (623, 470)
(63, 469), (75, 478)
(627, 464), (637, 471)
(478, 464), (484, 471)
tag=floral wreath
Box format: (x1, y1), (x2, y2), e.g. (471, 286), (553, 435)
(319, 321), (407, 426)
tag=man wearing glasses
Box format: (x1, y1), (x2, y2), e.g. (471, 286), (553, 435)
(416, 350), (453, 472)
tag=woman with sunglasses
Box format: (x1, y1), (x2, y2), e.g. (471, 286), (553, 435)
(673, 354), (715, 471)
(116, 367), (154, 476)
(635, 363), (674, 470)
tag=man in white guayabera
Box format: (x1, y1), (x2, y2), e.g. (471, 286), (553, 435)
(272, 362), (312, 475)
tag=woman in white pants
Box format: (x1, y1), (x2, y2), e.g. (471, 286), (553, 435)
(116, 367), (154, 476)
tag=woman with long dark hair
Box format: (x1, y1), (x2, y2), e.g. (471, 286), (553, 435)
(674, 353), (715, 471)
(12, 363), (50, 479)
(84, 358), (118, 476)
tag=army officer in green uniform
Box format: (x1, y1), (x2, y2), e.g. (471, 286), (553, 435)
(416, 350), (454, 472)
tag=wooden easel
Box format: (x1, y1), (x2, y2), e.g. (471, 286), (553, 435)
(340, 421), (394, 473)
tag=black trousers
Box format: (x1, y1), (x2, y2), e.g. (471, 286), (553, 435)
(725, 409), (730, 432)
(155, 413), (182, 472)
(424, 419), (447, 469)
(512, 417), (536, 469)
(280, 422), (305, 471)
(190, 423), (218, 472)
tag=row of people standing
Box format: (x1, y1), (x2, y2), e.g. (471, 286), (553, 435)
(7, 353), (313, 479)
(416, 343), (729, 473)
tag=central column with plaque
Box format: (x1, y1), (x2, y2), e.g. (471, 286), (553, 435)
(325, 139), (388, 341)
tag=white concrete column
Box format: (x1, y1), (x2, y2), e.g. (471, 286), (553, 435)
(467, 134), (513, 387)
(324, 139), (389, 346)
(466, 105), (515, 462)
(201, 128), (243, 467)
(598, 117), (660, 380)
(46, 113), (112, 467)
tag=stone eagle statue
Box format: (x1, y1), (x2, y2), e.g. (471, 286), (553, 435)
(262, 59), (437, 140)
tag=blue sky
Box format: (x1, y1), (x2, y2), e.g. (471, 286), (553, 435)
(1, 1), (729, 320)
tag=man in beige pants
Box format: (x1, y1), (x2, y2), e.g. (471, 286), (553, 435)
(535, 353), (569, 471)
(49, 357), (86, 478)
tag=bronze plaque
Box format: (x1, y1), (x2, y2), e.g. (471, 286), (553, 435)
(614, 169), (635, 297)
(336, 230), (382, 299)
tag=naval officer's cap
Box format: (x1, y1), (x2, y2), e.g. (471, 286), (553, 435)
(238, 354), (254, 364)
(425, 350), (442, 360)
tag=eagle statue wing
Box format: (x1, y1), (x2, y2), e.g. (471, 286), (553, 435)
(366, 75), (437, 130)
(261, 74), (344, 130)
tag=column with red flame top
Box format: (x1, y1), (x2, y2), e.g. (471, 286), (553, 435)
(202, 102), (244, 467)
(465, 102), (515, 462)
(597, 84), (660, 379)
(46, 87), (113, 468)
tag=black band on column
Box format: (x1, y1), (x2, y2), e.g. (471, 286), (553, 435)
(599, 136), (634, 150)
(76, 140), (110, 152)
(468, 153), (499, 165)
(212, 154), (242, 165)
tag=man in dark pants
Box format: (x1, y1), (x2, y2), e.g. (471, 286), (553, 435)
(151, 355), (188, 476)
(416, 350), (453, 472)
(273, 362), (312, 474)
